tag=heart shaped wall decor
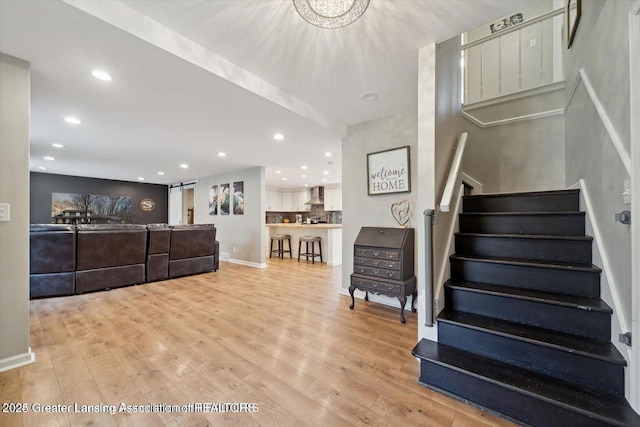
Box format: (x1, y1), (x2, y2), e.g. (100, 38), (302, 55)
(391, 200), (410, 227)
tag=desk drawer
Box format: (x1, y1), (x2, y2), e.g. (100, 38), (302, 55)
(354, 247), (400, 261)
(351, 276), (401, 295)
(353, 265), (401, 280)
(355, 257), (401, 270)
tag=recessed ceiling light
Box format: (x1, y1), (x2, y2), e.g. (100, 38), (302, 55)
(273, 133), (284, 141)
(38, 166), (48, 170)
(322, 178), (327, 182)
(323, 171), (329, 175)
(64, 117), (81, 125)
(91, 70), (112, 81)
(217, 152), (226, 157)
(324, 152), (332, 157)
(180, 164), (189, 169)
(43, 156), (55, 161)
(301, 165), (308, 170)
(52, 143), (64, 148)
(275, 170), (281, 174)
(138, 177), (145, 181)
(301, 174), (307, 178)
(158, 171), (165, 175)
(282, 177), (287, 181)
(361, 91), (379, 101)
(304, 184), (309, 187)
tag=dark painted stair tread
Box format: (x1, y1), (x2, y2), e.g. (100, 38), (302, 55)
(438, 310), (626, 365)
(456, 232), (593, 242)
(446, 280), (612, 313)
(450, 254), (602, 273)
(460, 211), (584, 216)
(412, 339), (640, 426)
(464, 189), (580, 200)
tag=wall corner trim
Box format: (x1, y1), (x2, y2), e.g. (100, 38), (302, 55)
(0, 347), (35, 373)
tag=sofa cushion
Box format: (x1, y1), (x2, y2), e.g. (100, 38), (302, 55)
(30, 273), (75, 298)
(169, 225), (216, 260)
(76, 225), (147, 270)
(169, 256), (215, 278)
(30, 225), (76, 274)
(75, 264), (144, 294)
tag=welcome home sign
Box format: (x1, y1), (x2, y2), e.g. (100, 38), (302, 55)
(367, 146), (411, 195)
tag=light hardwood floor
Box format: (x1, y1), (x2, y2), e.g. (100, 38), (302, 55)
(1, 259), (515, 427)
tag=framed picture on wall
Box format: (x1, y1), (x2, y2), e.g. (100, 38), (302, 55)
(367, 146), (411, 195)
(209, 185), (218, 215)
(567, 0), (581, 49)
(220, 183), (230, 215)
(233, 181), (244, 215)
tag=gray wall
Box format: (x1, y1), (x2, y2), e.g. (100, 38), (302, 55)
(461, 114), (565, 193)
(30, 172), (168, 224)
(342, 110), (418, 306)
(564, 0), (633, 326)
(0, 54), (31, 367)
(432, 35), (464, 313)
(194, 166), (265, 266)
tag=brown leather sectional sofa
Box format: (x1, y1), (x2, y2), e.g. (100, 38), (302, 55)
(29, 223), (218, 298)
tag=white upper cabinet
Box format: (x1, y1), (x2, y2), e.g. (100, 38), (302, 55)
(324, 187), (342, 211)
(266, 190), (281, 211)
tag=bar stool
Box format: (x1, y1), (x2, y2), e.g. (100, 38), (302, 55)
(298, 236), (322, 264)
(270, 234), (292, 259)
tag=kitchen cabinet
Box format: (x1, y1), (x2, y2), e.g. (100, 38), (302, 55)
(266, 190), (281, 211)
(294, 189), (311, 211)
(281, 192), (293, 211)
(324, 187), (342, 211)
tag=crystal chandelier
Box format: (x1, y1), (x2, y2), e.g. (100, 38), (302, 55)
(292, 0), (370, 29)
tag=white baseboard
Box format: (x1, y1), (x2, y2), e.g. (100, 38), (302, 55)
(0, 347), (35, 373)
(226, 258), (267, 268)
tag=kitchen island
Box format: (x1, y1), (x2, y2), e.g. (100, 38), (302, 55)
(266, 223), (342, 266)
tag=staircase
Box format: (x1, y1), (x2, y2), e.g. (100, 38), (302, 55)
(412, 189), (640, 426)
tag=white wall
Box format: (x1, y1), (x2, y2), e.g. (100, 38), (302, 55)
(194, 166), (266, 267)
(0, 53), (33, 371)
(341, 110), (419, 309)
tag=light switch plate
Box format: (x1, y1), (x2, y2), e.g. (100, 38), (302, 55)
(0, 203), (9, 221)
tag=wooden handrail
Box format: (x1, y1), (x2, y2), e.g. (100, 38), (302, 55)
(439, 133), (468, 212)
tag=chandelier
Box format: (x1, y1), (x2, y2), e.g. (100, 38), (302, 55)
(292, 0), (370, 29)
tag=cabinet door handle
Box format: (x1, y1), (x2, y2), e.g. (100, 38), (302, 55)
(387, 285), (395, 291)
(373, 251), (380, 256)
(373, 269), (379, 274)
(387, 271), (394, 277)
(387, 262), (394, 268)
(373, 260), (379, 266)
(359, 250), (366, 255)
(372, 282), (378, 288)
(387, 252), (395, 259)
(357, 280), (364, 285)
(359, 268), (365, 273)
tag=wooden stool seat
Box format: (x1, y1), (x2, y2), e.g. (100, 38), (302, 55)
(270, 234), (292, 259)
(298, 236), (322, 264)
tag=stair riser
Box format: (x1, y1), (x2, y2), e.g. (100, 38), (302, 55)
(418, 359), (618, 427)
(450, 258), (600, 297)
(446, 288), (611, 341)
(459, 214), (585, 236)
(455, 235), (592, 264)
(438, 322), (624, 396)
(463, 192), (580, 213)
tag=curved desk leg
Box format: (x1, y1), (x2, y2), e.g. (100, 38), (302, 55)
(364, 291), (369, 301)
(397, 295), (407, 323)
(349, 285), (355, 309)
(411, 290), (417, 312)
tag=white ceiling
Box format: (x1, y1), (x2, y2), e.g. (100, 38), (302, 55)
(0, 0), (534, 188)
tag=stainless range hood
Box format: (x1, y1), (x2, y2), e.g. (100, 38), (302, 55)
(305, 186), (324, 205)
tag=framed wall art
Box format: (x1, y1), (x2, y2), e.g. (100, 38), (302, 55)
(367, 146), (411, 195)
(567, 0), (581, 48)
(209, 185), (218, 215)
